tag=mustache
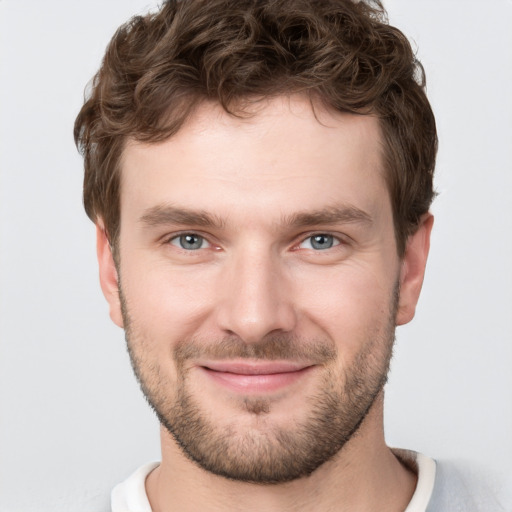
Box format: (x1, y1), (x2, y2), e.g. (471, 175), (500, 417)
(174, 335), (337, 364)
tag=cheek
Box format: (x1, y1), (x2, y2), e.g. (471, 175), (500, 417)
(120, 258), (219, 340)
(119, 243), (399, 359)
(293, 263), (396, 349)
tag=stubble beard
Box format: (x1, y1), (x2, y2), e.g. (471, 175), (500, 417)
(121, 288), (398, 484)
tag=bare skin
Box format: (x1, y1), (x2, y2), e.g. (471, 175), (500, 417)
(97, 95), (432, 512)
(146, 394), (417, 512)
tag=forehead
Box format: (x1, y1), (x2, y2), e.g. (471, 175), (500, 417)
(120, 96), (387, 225)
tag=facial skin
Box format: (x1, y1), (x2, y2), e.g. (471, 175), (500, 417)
(97, 95), (432, 508)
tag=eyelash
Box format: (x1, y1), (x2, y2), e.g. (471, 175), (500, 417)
(296, 233), (342, 251)
(166, 232), (213, 251)
(164, 231), (347, 253)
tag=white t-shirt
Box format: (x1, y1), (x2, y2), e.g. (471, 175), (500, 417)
(111, 450), (436, 512)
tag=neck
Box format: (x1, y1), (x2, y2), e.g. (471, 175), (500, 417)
(146, 394), (417, 512)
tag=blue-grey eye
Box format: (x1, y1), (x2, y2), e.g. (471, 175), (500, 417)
(170, 234), (209, 250)
(299, 234), (339, 250)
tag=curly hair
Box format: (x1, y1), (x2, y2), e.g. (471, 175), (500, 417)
(74, 0), (437, 256)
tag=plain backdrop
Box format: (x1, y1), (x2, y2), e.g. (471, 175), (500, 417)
(1, 1), (511, 510)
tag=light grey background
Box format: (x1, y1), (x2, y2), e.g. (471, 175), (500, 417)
(1, 1), (511, 510)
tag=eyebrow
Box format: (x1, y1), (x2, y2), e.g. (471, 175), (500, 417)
(139, 204), (372, 230)
(282, 205), (373, 228)
(139, 205), (225, 229)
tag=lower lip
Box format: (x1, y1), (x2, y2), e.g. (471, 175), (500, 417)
(200, 366), (313, 394)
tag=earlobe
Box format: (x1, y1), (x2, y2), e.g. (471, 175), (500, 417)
(396, 213), (434, 326)
(96, 222), (124, 328)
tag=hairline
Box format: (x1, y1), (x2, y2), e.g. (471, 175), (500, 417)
(105, 94), (406, 258)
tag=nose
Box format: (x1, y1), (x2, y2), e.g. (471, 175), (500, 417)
(215, 246), (297, 343)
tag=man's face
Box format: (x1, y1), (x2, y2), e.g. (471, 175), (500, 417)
(100, 96), (425, 483)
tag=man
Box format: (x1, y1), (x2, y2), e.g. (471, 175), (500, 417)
(74, 0), (506, 510)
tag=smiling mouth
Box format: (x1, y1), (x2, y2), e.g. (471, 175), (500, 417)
(198, 360), (315, 393)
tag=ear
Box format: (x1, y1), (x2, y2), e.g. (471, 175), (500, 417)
(396, 213), (434, 326)
(96, 221), (124, 328)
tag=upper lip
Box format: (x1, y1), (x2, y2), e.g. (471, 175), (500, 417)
(199, 360), (312, 375)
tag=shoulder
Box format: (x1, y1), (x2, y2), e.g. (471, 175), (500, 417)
(393, 449), (511, 512)
(428, 459), (512, 512)
(111, 461), (159, 512)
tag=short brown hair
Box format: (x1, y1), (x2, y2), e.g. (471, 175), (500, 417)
(74, 0), (437, 256)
